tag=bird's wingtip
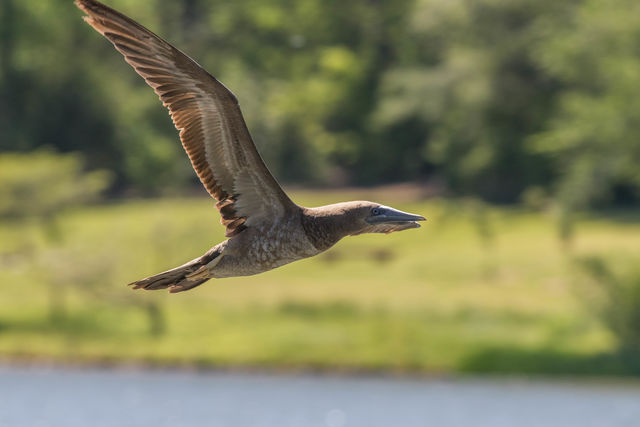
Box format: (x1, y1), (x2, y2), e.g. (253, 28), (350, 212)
(74, 0), (90, 11)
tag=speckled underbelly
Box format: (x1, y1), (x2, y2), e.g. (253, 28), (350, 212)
(210, 249), (305, 278)
(210, 224), (319, 278)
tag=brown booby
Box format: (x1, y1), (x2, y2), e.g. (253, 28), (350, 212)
(75, 0), (426, 293)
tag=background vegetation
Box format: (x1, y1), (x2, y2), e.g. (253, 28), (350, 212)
(1, 0), (640, 375)
(2, 0), (640, 205)
(1, 192), (639, 375)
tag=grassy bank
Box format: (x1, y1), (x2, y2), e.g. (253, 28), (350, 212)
(1, 190), (640, 375)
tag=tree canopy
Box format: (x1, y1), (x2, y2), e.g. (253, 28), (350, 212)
(1, 0), (639, 205)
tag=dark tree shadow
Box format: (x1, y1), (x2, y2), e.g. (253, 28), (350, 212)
(461, 346), (640, 377)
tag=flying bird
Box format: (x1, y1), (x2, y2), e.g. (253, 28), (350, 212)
(75, 0), (426, 293)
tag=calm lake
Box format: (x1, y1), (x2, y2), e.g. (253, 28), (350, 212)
(1, 366), (639, 427)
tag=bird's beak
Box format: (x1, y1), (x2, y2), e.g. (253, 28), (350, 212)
(365, 206), (426, 227)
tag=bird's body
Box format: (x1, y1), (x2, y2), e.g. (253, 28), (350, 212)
(210, 214), (319, 278)
(75, 0), (425, 293)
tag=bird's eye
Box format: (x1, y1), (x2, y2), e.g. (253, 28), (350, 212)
(371, 208), (381, 215)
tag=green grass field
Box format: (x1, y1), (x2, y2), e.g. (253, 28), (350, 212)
(1, 189), (640, 375)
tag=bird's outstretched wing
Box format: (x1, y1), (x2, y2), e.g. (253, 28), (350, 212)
(76, 0), (297, 237)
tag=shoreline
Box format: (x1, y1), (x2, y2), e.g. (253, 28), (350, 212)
(3, 355), (640, 389)
(0, 354), (450, 380)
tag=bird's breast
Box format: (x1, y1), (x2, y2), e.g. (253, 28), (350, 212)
(211, 220), (320, 278)
(247, 223), (319, 266)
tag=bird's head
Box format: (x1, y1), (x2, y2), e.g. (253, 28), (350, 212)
(306, 201), (425, 235)
(345, 201), (426, 235)
(302, 201), (426, 251)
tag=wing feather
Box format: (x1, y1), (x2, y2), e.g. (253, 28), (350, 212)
(75, 0), (296, 237)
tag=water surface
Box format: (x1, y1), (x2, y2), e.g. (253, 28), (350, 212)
(1, 366), (639, 427)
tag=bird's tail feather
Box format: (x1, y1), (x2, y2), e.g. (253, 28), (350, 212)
(128, 246), (221, 293)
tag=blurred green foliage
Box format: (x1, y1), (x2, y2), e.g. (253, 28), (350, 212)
(531, 0), (640, 209)
(3, 194), (640, 373)
(0, 150), (112, 322)
(1, 0), (639, 205)
(0, 151), (110, 219)
(1, 0), (640, 377)
(578, 256), (640, 354)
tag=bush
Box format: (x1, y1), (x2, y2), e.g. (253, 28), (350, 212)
(577, 256), (640, 354)
(0, 150), (111, 220)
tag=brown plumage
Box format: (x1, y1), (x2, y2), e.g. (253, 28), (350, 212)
(76, 0), (425, 293)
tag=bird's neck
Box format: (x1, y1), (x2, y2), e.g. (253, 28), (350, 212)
(300, 207), (357, 252)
